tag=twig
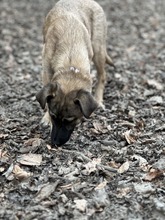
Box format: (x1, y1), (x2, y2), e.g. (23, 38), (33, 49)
(59, 148), (117, 173)
(58, 148), (92, 162)
(97, 164), (117, 173)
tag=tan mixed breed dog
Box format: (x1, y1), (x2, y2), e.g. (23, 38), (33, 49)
(36, 0), (114, 146)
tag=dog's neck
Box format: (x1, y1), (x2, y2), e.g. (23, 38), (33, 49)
(51, 66), (92, 94)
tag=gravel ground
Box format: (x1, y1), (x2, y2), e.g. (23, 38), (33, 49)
(0, 0), (165, 219)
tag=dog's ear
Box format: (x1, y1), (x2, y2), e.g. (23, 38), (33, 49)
(36, 83), (59, 109)
(74, 90), (98, 118)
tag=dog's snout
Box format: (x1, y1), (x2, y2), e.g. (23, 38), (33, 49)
(51, 123), (73, 146)
(51, 133), (69, 146)
(51, 132), (71, 146)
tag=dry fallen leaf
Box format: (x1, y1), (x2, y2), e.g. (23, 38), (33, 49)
(126, 45), (136, 54)
(95, 180), (107, 190)
(13, 164), (31, 180)
(143, 168), (163, 181)
(108, 161), (120, 169)
(118, 161), (130, 174)
(3, 163), (31, 181)
(0, 167), (5, 172)
(128, 110), (136, 117)
(3, 163), (14, 179)
(74, 199), (87, 212)
(0, 149), (9, 162)
(20, 138), (43, 153)
(135, 119), (145, 131)
(0, 133), (8, 139)
(117, 187), (132, 197)
(17, 153), (42, 166)
(148, 96), (163, 104)
(132, 154), (151, 172)
(123, 130), (136, 144)
(24, 138), (42, 147)
(93, 122), (103, 132)
(147, 79), (163, 90)
(91, 122), (107, 134)
(35, 180), (60, 202)
(46, 144), (52, 150)
(83, 158), (101, 175)
(132, 154), (148, 166)
(133, 182), (155, 194)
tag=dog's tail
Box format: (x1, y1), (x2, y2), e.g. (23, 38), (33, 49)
(106, 53), (115, 68)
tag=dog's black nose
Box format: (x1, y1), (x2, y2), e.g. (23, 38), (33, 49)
(51, 124), (73, 146)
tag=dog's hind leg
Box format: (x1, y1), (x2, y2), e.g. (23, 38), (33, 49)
(93, 47), (107, 108)
(91, 7), (114, 108)
(91, 10), (107, 107)
(106, 52), (115, 68)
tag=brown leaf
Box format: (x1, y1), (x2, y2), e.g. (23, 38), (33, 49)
(135, 119), (145, 130)
(20, 138), (43, 153)
(0, 149), (9, 162)
(95, 180), (107, 190)
(118, 161), (130, 174)
(143, 169), (163, 181)
(35, 180), (60, 202)
(123, 130), (136, 144)
(117, 187), (132, 197)
(24, 138), (42, 147)
(93, 122), (103, 131)
(91, 122), (107, 134)
(108, 161), (120, 169)
(17, 153), (42, 166)
(126, 45), (136, 54)
(13, 164), (31, 180)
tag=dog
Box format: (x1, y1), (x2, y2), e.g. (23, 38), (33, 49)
(36, 0), (114, 146)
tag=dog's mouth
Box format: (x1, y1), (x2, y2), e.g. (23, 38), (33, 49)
(51, 121), (74, 146)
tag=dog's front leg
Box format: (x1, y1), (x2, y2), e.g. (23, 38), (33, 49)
(41, 111), (52, 130)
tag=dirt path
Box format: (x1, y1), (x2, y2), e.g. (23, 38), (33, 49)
(0, 0), (165, 219)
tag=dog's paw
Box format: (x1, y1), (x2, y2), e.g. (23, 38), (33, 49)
(40, 112), (51, 128)
(98, 102), (105, 110)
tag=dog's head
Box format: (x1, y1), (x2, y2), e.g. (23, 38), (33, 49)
(36, 82), (98, 146)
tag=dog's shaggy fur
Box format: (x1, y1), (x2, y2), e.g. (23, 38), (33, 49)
(36, 0), (114, 146)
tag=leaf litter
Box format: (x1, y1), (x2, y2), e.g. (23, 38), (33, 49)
(0, 0), (165, 219)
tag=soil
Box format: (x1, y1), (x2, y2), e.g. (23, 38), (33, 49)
(0, 0), (165, 219)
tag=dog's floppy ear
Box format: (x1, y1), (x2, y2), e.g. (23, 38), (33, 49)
(75, 90), (98, 118)
(36, 83), (59, 109)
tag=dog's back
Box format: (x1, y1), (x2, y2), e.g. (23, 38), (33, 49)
(42, 0), (107, 84)
(44, 0), (105, 37)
